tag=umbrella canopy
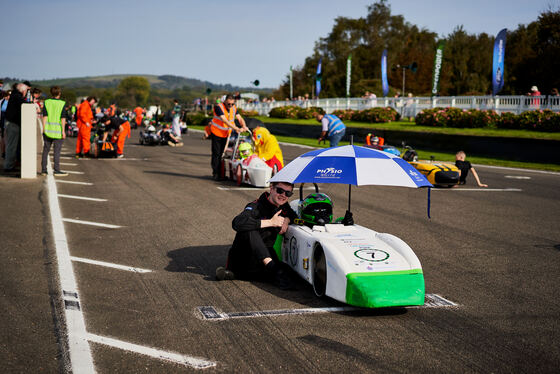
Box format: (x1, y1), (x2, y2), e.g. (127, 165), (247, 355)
(270, 145), (432, 188)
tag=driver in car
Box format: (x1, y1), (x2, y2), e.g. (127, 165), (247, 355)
(215, 181), (298, 289)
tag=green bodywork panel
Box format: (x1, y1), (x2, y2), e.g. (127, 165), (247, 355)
(345, 269), (425, 308)
(273, 234), (284, 261)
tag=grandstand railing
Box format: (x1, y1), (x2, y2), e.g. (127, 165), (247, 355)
(237, 95), (560, 117)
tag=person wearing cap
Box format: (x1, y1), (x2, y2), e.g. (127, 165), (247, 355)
(314, 110), (346, 147)
(215, 181), (298, 289)
(3, 82), (30, 172)
(40, 86), (68, 176)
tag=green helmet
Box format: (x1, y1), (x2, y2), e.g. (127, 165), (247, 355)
(238, 142), (253, 159)
(300, 193), (333, 226)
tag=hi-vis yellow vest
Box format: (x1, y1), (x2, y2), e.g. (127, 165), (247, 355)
(44, 99), (66, 139)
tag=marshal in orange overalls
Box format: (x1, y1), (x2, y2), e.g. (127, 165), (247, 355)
(133, 106), (143, 127)
(76, 99), (94, 156)
(112, 119), (131, 156)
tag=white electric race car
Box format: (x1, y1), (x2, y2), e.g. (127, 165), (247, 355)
(274, 185), (425, 308)
(223, 132), (275, 187)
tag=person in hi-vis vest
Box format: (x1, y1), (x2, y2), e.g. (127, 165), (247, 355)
(314, 111), (346, 147)
(210, 94), (248, 180)
(41, 86), (68, 176)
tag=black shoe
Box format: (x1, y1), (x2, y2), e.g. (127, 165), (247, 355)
(216, 267), (235, 281)
(40, 171), (48, 176)
(273, 267), (296, 290)
(266, 262), (296, 290)
(54, 171), (68, 177)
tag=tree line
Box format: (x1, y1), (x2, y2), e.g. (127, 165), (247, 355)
(274, 0), (559, 98)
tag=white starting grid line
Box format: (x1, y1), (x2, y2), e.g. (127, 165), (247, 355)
(45, 158), (217, 370)
(432, 188), (522, 192)
(62, 218), (122, 228)
(87, 333), (216, 369)
(218, 186), (318, 191)
(197, 294), (459, 321)
(70, 256), (153, 273)
(58, 194), (108, 202)
(55, 180), (93, 185)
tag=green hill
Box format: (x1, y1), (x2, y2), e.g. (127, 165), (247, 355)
(2, 74), (270, 92)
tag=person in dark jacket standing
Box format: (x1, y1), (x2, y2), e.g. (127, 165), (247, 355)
(4, 82), (30, 172)
(216, 181), (298, 289)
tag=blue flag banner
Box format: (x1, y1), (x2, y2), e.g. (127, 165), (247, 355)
(316, 58), (322, 97)
(381, 49), (389, 97)
(492, 28), (507, 96)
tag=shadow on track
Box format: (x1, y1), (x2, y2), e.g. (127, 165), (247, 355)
(165, 245), (408, 317)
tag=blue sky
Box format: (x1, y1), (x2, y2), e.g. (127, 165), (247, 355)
(2, 0), (557, 88)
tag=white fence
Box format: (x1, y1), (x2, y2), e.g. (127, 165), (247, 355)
(238, 95), (560, 117)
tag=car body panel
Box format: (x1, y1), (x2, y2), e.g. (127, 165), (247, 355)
(278, 222), (425, 308)
(409, 161), (459, 187)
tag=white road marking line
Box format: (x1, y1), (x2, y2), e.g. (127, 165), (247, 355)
(62, 218), (122, 228)
(278, 141), (317, 149)
(95, 157), (149, 161)
(59, 162), (77, 166)
(86, 333), (216, 369)
(217, 186), (317, 191)
(45, 159), (95, 373)
(505, 175), (531, 179)
(66, 170), (85, 174)
(432, 188), (522, 192)
(474, 164), (560, 175)
(198, 294), (458, 321)
(56, 180), (93, 185)
(58, 194), (108, 202)
(70, 256), (153, 273)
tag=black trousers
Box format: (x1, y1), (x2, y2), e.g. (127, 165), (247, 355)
(210, 133), (227, 177)
(227, 230), (279, 280)
(41, 135), (63, 172)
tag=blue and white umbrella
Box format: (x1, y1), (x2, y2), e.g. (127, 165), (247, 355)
(270, 145), (433, 217)
(270, 145), (432, 188)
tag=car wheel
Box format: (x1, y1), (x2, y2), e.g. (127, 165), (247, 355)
(313, 246), (327, 297)
(236, 165), (242, 186)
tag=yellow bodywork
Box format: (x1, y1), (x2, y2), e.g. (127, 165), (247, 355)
(408, 161), (460, 187)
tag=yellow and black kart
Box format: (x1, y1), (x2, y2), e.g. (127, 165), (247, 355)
(402, 147), (459, 187)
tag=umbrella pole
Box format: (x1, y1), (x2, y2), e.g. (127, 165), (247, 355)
(348, 184), (351, 211)
(348, 135), (353, 213)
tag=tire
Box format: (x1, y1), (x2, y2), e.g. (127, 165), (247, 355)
(272, 164), (279, 176)
(236, 165), (242, 186)
(313, 246), (327, 297)
(139, 136), (144, 145)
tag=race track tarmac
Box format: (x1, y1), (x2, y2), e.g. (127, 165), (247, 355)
(1, 128), (559, 373)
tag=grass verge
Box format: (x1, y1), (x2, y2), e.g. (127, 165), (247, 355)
(253, 116), (560, 141)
